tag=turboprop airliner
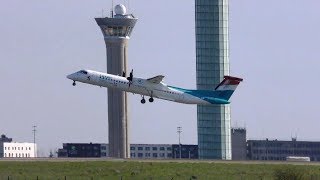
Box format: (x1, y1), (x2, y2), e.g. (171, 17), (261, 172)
(67, 70), (243, 105)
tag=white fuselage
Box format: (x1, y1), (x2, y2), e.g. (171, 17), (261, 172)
(68, 70), (210, 105)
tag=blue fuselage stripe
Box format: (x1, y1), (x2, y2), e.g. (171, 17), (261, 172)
(168, 86), (234, 104)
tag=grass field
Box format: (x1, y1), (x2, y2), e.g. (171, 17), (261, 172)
(0, 159), (320, 179)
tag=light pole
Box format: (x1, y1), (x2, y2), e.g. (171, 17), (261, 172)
(32, 125), (36, 158)
(177, 126), (182, 159)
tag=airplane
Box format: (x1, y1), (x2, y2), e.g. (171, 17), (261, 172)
(67, 69), (243, 105)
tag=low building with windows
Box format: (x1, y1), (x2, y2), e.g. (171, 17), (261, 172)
(58, 143), (174, 159)
(58, 143), (198, 159)
(130, 144), (172, 159)
(247, 138), (320, 161)
(100, 143), (108, 157)
(172, 144), (198, 159)
(57, 143), (106, 158)
(3, 142), (37, 158)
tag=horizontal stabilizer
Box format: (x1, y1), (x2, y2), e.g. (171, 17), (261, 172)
(203, 97), (230, 104)
(147, 75), (165, 84)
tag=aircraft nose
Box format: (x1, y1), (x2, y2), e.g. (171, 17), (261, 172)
(67, 73), (75, 80)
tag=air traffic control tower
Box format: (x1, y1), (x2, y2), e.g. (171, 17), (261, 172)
(196, 0), (231, 159)
(95, 4), (137, 158)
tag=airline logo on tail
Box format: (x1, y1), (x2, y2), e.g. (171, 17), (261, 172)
(215, 76), (243, 91)
(215, 76), (243, 101)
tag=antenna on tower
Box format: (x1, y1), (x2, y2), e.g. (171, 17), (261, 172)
(111, 0), (114, 17)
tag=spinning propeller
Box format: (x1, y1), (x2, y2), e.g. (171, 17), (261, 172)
(126, 69), (133, 87)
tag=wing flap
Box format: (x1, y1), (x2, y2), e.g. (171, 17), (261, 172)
(147, 75), (165, 84)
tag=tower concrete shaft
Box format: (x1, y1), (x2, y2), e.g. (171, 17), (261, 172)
(95, 11), (137, 158)
(196, 0), (231, 159)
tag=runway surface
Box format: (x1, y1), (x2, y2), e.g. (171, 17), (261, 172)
(0, 157), (319, 165)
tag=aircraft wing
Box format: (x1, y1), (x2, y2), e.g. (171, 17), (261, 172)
(147, 75), (165, 84)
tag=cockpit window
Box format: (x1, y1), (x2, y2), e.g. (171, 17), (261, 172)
(79, 70), (88, 74)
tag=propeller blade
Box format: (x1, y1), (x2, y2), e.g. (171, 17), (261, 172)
(130, 69), (133, 79)
(127, 69), (133, 81)
(127, 69), (133, 88)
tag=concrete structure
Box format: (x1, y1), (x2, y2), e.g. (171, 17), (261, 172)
(3, 142), (37, 158)
(247, 138), (320, 161)
(95, 4), (137, 158)
(195, 0), (231, 159)
(231, 128), (247, 160)
(130, 144), (172, 159)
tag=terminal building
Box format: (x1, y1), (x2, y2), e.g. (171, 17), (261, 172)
(130, 144), (198, 159)
(247, 138), (320, 161)
(58, 143), (198, 159)
(130, 144), (172, 159)
(57, 136), (320, 161)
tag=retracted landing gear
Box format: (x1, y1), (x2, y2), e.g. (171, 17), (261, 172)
(141, 96), (146, 104)
(72, 81), (76, 86)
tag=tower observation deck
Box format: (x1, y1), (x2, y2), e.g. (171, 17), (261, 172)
(95, 4), (137, 158)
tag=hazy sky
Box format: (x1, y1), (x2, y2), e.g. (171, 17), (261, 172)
(1, 0), (320, 156)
